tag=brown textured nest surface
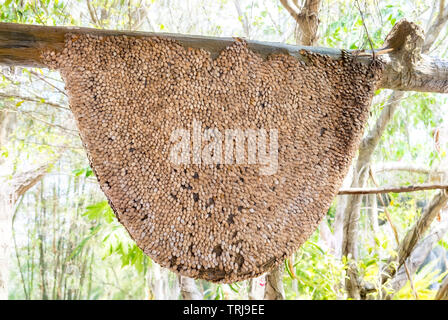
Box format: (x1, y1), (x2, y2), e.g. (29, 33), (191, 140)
(43, 34), (383, 282)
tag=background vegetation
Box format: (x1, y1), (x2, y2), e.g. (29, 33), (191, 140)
(1, 0), (448, 300)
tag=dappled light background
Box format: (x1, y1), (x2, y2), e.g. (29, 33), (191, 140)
(1, 0), (448, 299)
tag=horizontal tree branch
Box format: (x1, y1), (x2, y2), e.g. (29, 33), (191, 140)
(0, 22), (368, 65)
(379, 53), (448, 93)
(0, 21), (447, 93)
(338, 183), (448, 195)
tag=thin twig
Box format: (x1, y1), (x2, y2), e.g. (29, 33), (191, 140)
(30, 2), (45, 26)
(14, 139), (83, 150)
(29, 70), (67, 97)
(0, 92), (70, 111)
(338, 183), (448, 195)
(11, 108), (79, 136)
(86, 0), (101, 28)
(354, 0), (376, 60)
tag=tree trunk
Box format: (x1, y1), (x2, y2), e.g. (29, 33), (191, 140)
(248, 276), (265, 300)
(147, 263), (170, 299)
(179, 276), (203, 300)
(340, 6), (448, 299)
(264, 264), (285, 300)
(435, 275), (448, 300)
(280, 0), (322, 46)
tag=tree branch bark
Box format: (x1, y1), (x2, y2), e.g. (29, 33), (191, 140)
(0, 21), (448, 93)
(423, 0), (448, 53)
(435, 273), (448, 300)
(263, 264), (285, 300)
(280, 0), (322, 46)
(178, 276), (203, 300)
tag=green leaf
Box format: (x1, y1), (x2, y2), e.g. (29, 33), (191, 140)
(67, 225), (100, 260)
(308, 241), (325, 255)
(72, 168), (84, 176)
(228, 283), (239, 293)
(85, 167), (93, 177)
(83, 200), (110, 220)
(1, 148), (9, 159)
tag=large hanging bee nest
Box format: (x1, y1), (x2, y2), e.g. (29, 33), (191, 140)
(42, 34), (383, 283)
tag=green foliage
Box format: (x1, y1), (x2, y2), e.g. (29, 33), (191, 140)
(73, 166), (94, 178)
(4, 0), (448, 301)
(394, 262), (448, 300)
(283, 233), (346, 300)
(80, 199), (150, 275)
(1, 0), (75, 25)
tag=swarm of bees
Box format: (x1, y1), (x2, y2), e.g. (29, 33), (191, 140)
(42, 34), (383, 282)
